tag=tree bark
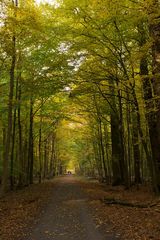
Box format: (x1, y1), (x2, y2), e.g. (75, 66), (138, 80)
(50, 132), (56, 177)
(148, 0), (160, 193)
(38, 121), (42, 183)
(28, 98), (34, 184)
(98, 120), (108, 181)
(10, 99), (17, 190)
(109, 82), (125, 185)
(17, 82), (23, 187)
(1, 36), (16, 194)
(132, 112), (141, 184)
(138, 12), (160, 193)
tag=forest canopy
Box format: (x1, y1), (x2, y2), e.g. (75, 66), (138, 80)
(0, 0), (160, 195)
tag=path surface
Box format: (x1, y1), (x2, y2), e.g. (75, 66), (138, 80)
(25, 176), (118, 240)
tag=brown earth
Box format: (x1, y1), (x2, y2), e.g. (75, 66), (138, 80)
(0, 176), (160, 240)
(81, 179), (160, 240)
(0, 181), (54, 240)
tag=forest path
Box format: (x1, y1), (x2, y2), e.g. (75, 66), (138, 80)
(25, 176), (118, 240)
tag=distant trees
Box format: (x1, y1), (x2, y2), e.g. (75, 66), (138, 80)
(0, 0), (160, 195)
(0, 0), (70, 194)
(60, 0), (160, 193)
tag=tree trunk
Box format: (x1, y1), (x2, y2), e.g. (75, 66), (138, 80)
(148, 1), (160, 193)
(17, 82), (23, 187)
(98, 120), (108, 181)
(131, 85), (156, 190)
(132, 112), (141, 184)
(138, 14), (160, 193)
(50, 132), (56, 177)
(38, 122), (42, 183)
(117, 87), (129, 187)
(28, 98), (34, 184)
(104, 124), (111, 183)
(109, 82), (125, 185)
(111, 112), (123, 185)
(10, 106), (17, 190)
(93, 139), (103, 180)
(43, 140), (48, 179)
(1, 36), (16, 194)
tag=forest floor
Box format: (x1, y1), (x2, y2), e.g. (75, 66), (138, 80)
(0, 176), (160, 240)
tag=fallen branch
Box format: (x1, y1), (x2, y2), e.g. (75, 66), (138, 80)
(102, 198), (158, 208)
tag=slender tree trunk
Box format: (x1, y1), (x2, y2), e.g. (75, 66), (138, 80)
(10, 106), (17, 190)
(126, 97), (132, 186)
(23, 136), (28, 185)
(111, 112), (123, 185)
(1, 36), (16, 194)
(2, 128), (6, 173)
(93, 95), (105, 181)
(93, 139), (103, 180)
(38, 121), (42, 183)
(98, 120), (108, 181)
(104, 124), (111, 183)
(50, 132), (56, 177)
(132, 111), (141, 184)
(118, 87), (129, 187)
(28, 98), (34, 184)
(43, 140), (47, 179)
(18, 82), (23, 187)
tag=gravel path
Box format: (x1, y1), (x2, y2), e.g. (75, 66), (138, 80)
(25, 176), (118, 240)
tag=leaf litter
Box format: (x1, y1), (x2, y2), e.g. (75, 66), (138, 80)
(0, 178), (160, 240)
(0, 181), (54, 240)
(79, 180), (160, 240)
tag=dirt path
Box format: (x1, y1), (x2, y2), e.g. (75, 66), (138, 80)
(24, 176), (118, 240)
